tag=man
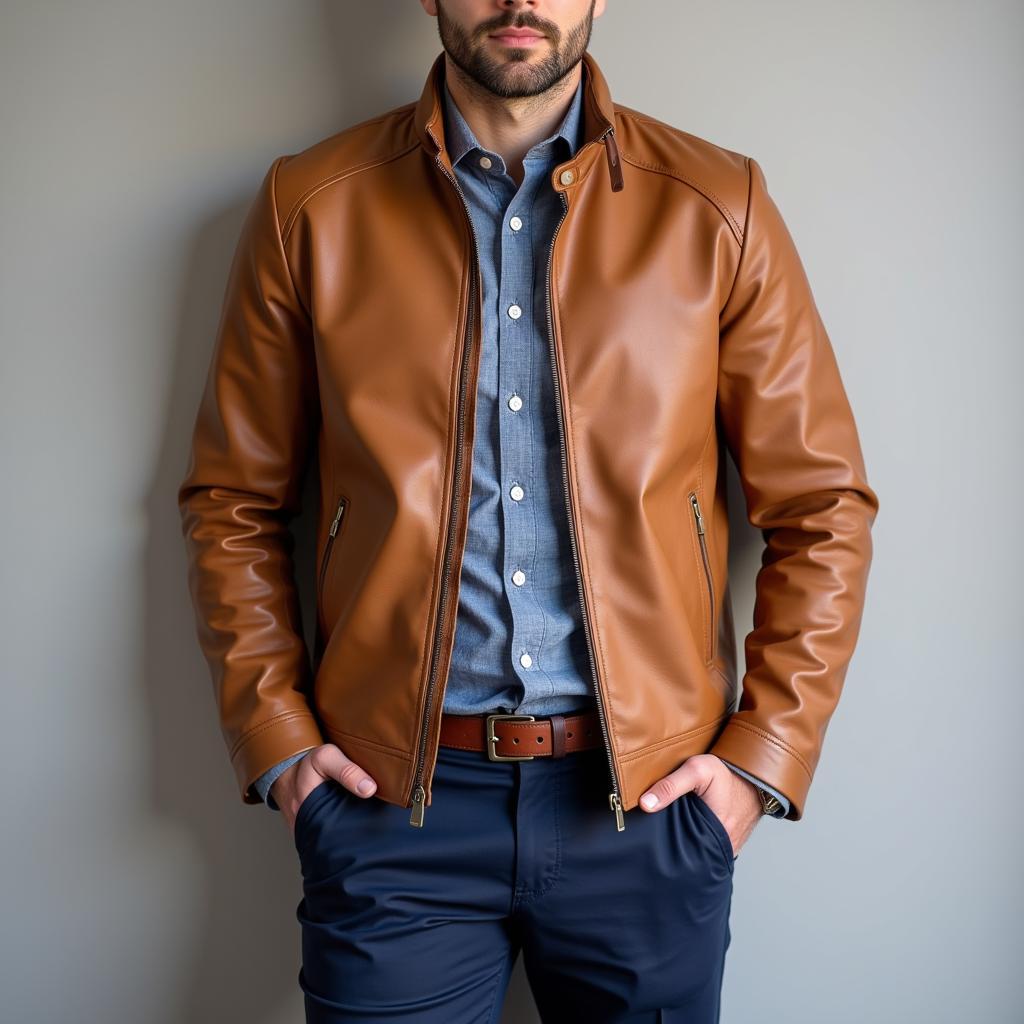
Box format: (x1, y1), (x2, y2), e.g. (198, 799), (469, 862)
(177, 1), (879, 1020)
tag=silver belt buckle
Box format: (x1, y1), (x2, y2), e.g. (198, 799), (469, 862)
(485, 713), (537, 761)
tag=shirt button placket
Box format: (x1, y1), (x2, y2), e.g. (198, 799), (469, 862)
(439, 79), (590, 721)
(498, 169), (540, 691)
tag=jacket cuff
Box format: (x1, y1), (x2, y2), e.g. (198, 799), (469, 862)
(708, 716), (812, 820)
(231, 711), (324, 805)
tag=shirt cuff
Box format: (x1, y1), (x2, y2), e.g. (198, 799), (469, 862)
(252, 750), (311, 811)
(721, 759), (791, 817)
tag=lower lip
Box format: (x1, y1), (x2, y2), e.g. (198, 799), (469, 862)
(491, 34), (545, 47)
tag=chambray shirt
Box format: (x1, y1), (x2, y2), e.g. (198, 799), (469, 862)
(253, 78), (789, 818)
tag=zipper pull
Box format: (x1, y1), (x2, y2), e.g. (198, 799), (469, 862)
(690, 494), (705, 535)
(409, 784), (427, 827)
(602, 128), (624, 192)
(329, 499), (346, 537)
(608, 792), (625, 831)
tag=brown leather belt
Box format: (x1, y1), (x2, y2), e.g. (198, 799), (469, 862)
(438, 709), (604, 761)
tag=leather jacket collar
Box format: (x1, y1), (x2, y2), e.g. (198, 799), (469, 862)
(414, 50), (624, 191)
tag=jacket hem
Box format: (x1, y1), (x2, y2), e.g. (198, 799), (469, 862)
(614, 712), (732, 811)
(320, 724), (415, 809)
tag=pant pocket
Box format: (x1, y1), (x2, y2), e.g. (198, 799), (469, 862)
(292, 780), (338, 859)
(688, 792), (736, 873)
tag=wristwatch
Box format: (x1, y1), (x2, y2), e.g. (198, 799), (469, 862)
(755, 786), (783, 816)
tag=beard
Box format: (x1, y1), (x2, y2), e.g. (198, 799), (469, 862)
(435, 0), (596, 99)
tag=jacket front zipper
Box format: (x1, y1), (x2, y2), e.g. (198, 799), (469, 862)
(317, 496), (348, 606)
(689, 492), (716, 663)
(547, 128), (625, 831)
(410, 127), (625, 830)
(409, 149), (482, 828)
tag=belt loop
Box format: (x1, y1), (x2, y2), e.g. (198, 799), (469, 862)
(549, 713), (567, 758)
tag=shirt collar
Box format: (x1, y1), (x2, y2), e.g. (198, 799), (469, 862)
(442, 75), (584, 170)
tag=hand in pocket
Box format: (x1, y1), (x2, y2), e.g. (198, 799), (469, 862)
(271, 742), (379, 835)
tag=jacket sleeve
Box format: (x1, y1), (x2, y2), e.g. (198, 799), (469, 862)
(708, 155), (880, 821)
(177, 155), (326, 805)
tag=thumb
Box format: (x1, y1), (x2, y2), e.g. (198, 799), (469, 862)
(638, 754), (713, 811)
(311, 743), (378, 797)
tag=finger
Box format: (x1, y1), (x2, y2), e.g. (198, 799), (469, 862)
(309, 743), (378, 797)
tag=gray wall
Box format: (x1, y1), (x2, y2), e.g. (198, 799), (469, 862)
(2, 2), (1019, 1022)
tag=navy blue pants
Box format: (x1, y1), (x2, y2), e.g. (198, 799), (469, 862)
(293, 740), (735, 1022)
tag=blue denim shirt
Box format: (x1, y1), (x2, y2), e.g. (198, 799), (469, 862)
(253, 77), (789, 818)
(438, 80), (595, 718)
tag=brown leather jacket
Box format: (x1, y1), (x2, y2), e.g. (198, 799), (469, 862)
(177, 50), (879, 829)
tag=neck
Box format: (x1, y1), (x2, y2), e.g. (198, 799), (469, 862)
(443, 56), (581, 173)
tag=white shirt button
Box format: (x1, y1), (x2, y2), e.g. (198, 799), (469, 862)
(509, 484), (525, 501)
(559, 169), (575, 185)
(479, 155), (493, 169)
(509, 215), (523, 231)
(507, 393), (523, 412)
(519, 652), (533, 669)
(512, 569), (526, 586)
(507, 303), (522, 320)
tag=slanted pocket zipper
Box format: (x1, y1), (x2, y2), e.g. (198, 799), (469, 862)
(317, 496), (349, 606)
(688, 491), (716, 663)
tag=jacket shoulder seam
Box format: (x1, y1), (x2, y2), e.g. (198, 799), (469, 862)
(279, 139), (421, 244)
(268, 156), (309, 310)
(718, 155), (753, 315)
(615, 112), (745, 244)
(618, 145), (744, 244)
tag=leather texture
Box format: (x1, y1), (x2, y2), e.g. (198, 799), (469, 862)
(177, 49), (879, 822)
